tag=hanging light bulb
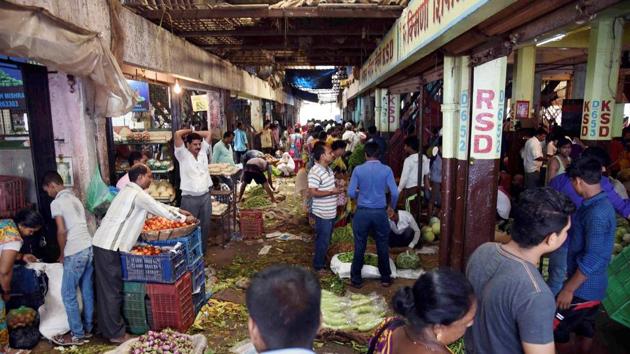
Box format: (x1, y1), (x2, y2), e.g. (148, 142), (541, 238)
(173, 80), (182, 94)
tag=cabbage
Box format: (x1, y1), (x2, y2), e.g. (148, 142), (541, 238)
(396, 250), (420, 269)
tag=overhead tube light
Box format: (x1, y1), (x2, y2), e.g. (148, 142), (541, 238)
(536, 33), (566, 46)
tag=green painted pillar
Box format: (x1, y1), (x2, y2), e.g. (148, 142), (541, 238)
(512, 46), (536, 121)
(580, 17), (624, 141)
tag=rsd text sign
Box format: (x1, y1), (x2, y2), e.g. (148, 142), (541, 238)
(469, 57), (507, 160)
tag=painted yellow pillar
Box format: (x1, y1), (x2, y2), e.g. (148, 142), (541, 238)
(580, 17), (624, 141)
(512, 46), (536, 121)
(442, 56), (472, 160)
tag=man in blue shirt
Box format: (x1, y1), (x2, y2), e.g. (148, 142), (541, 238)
(367, 126), (387, 164)
(348, 142), (399, 288)
(555, 157), (615, 354)
(547, 147), (630, 295)
(234, 122), (249, 163)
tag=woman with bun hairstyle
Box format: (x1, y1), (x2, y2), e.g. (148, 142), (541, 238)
(368, 268), (476, 354)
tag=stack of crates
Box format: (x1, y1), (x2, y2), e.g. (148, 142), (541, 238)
(603, 247), (630, 328)
(121, 227), (206, 334)
(147, 227), (208, 316)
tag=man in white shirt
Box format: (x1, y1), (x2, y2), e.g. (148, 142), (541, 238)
(397, 136), (429, 209)
(341, 122), (356, 153)
(92, 164), (194, 344)
(522, 128), (548, 189)
(246, 265), (319, 354)
(387, 209), (421, 248)
(43, 171), (94, 345)
(175, 129), (213, 251)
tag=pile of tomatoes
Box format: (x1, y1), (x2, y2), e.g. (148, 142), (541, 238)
(130, 245), (162, 256)
(143, 217), (189, 232)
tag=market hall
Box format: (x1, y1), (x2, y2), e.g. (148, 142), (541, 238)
(0, 0), (629, 353)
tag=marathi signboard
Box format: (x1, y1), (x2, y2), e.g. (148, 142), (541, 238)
(469, 57), (507, 160)
(360, 27), (398, 90)
(127, 80), (150, 112)
(357, 0), (489, 91)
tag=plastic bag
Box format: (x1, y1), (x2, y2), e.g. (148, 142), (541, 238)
(86, 166), (115, 215)
(329, 253), (397, 279)
(8, 322), (40, 349)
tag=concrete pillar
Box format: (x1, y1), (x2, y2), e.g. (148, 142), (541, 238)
(512, 46), (536, 120)
(440, 56), (472, 270)
(571, 63), (587, 99)
(581, 17), (624, 141)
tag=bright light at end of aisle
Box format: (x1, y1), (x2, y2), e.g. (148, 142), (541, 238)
(298, 101), (341, 125)
(173, 80), (182, 94)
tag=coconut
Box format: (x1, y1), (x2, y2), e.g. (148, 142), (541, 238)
(432, 222), (441, 236)
(422, 228), (435, 242)
(429, 217), (440, 225)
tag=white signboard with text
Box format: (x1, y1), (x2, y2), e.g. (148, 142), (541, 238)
(469, 57), (507, 160)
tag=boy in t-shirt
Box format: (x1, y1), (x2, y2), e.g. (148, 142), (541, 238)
(43, 172), (93, 346)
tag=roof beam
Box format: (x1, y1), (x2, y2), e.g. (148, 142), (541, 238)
(204, 43), (377, 50)
(139, 5), (403, 19)
(178, 28), (387, 37)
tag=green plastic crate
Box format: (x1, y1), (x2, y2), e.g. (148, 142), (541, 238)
(609, 246), (630, 274)
(123, 282), (150, 334)
(603, 277), (630, 328)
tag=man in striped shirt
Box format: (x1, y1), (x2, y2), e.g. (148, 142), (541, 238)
(308, 144), (340, 273)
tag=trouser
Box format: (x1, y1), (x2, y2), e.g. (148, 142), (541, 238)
(313, 216), (335, 270)
(62, 247), (94, 338)
(389, 228), (415, 248)
(524, 171), (541, 189)
(93, 246), (124, 339)
(235, 150), (246, 164)
(547, 245), (568, 296)
(181, 193), (212, 253)
(351, 208), (392, 284)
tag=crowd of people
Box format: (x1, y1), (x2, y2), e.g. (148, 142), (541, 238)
(0, 115), (624, 353)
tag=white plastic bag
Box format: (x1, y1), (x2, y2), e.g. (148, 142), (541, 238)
(329, 253), (397, 279)
(26, 263), (77, 340)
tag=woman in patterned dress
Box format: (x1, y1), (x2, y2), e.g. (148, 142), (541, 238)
(368, 268), (476, 354)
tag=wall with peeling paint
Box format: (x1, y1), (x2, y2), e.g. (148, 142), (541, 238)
(10, 0), (290, 103)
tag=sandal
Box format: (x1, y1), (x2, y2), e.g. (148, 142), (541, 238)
(51, 333), (84, 346)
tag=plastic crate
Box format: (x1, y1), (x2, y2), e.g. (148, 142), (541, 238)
(147, 228), (203, 270)
(123, 282), (151, 335)
(191, 258), (205, 294)
(603, 276), (630, 328)
(0, 176), (27, 218)
(193, 291), (208, 314)
(609, 246), (630, 274)
(239, 209), (264, 239)
(146, 272), (194, 332)
(121, 246), (186, 283)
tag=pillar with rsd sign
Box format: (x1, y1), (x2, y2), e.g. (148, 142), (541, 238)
(463, 56), (507, 265)
(439, 56), (472, 269)
(580, 17), (624, 141)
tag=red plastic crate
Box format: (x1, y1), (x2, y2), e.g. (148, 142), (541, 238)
(239, 209), (264, 239)
(146, 272), (194, 332)
(0, 176), (27, 218)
